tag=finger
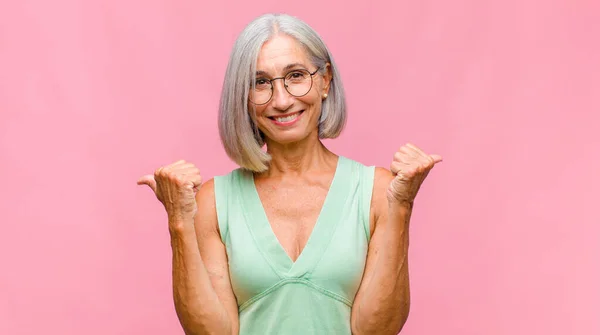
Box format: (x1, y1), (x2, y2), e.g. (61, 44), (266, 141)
(137, 174), (157, 193)
(396, 153), (427, 170)
(390, 161), (404, 175)
(393, 151), (409, 164)
(189, 174), (203, 189)
(176, 165), (199, 173)
(405, 143), (430, 160)
(405, 145), (435, 169)
(399, 145), (419, 159)
(160, 162), (194, 176)
(182, 175), (203, 193)
(155, 166), (165, 177)
(395, 150), (419, 166)
(401, 147), (431, 170)
(406, 143), (442, 166)
(168, 160), (187, 168)
(176, 169), (201, 180)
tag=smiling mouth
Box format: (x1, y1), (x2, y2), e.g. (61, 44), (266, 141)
(268, 110), (304, 123)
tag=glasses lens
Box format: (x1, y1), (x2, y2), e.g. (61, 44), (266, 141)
(285, 70), (312, 97)
(249, 77), (272, 105)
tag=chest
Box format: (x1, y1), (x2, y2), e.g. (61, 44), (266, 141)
(254, 178), (331, 262)
(220, 161), (375, 308)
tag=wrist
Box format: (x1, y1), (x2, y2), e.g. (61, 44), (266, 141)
(168, 217), (195, 235)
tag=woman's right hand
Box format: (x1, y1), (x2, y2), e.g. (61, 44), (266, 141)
(137, 160), (203, 226)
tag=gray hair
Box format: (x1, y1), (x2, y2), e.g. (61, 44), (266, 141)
(218, 13), (347, 172)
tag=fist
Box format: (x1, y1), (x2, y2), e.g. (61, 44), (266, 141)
(388, 143), (442, 206)
(137, 160), (203, 223)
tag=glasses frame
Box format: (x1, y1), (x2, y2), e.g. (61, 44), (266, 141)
(249, 67), (321, 105)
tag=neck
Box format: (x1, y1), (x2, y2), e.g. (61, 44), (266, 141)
(262, 133), (337, 177)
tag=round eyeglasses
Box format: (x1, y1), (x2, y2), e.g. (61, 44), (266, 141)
(249, 68), (320, 105)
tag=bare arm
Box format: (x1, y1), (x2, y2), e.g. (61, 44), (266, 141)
(351, 167), (411, 335)
(171, 179), (239, 335)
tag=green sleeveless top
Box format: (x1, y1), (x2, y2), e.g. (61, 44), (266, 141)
(213, 156), (375, 334)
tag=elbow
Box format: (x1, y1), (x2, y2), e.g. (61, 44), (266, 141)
(181, 321), (233, 335)
(396, 306), (411, 333)
(177, 308), (235, 335)
(182, 326), (235, 335)
(351, 303), (411, 335)
(393, 301), (411, 333)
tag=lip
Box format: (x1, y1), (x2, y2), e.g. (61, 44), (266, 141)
(268, 110), (304, 126)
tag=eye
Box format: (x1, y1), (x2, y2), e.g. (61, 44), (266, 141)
(254, 78), (271, 89)
(286, 70), (308, 82)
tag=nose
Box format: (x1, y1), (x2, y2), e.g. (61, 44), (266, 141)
(270, 79), (293, 111)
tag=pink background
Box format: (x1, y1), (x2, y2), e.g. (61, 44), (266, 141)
(1, 0), (598, 334)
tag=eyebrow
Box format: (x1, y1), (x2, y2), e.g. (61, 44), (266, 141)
(255, 63), (307, 76)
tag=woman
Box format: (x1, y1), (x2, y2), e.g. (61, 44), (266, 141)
(138, 13), (442, 335)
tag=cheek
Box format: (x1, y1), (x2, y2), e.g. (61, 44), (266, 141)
(248, 105), (264, 122)
(302, 93), (323, 112)
(300, 83), (323, 105)
(313, 78), (326, 94)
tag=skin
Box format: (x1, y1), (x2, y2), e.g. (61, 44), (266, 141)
(138, 33), (442, 335)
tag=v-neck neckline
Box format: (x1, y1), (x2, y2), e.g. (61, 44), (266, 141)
(240, 156), (350, 278)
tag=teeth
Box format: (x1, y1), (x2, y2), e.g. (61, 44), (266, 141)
(275, 113), (299, 123)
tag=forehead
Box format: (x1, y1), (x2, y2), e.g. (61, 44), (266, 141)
(256, 34), (310, 72)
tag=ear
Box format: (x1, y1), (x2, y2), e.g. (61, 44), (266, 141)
(322, 62), (332, 96)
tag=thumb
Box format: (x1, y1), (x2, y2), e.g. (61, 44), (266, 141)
(430, 154), (443, 164)
(137, 174), (157, 193)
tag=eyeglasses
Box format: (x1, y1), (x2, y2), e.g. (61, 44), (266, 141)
(249, 67), (320, 105)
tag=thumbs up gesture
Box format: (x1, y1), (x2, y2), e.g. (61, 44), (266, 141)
(388, 143), (442, 207)
(137, 160), (203, 224)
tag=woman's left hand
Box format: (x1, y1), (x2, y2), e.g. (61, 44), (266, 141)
(388, 143), (443, 207)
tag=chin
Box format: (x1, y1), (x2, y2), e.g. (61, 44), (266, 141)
(263, 128), (316, 146)
(269, 132), (308, 145)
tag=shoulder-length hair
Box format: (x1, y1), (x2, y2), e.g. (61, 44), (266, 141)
(218, 13), (347, 172)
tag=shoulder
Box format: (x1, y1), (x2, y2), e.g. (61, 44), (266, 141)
(196, 177), (216, 204)
(342, 155), (394, 231)
(339, 156), (393, 198)
(195, 170), (236, 237)
(195, 168), (244, 237)
(373, 166), (395, 193)
(203, 168), (246, 196)
(196, 168), (245, 208)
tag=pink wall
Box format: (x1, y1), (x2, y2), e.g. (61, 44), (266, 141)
(1, 0), (598, 334)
